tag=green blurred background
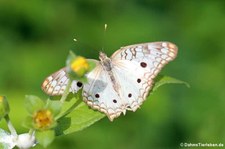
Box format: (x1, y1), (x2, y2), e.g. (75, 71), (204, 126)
(0, 0), (225, 148)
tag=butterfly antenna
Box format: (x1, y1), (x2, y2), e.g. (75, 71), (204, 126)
(73, 38), (77, 42)
(72, 25), (108, 57)
(72, 36), (99, 57)
(101, 24), (108, 53)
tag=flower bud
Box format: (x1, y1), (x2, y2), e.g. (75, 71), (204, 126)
(70, 56), (89, 77)
(0, 96), (10, 120)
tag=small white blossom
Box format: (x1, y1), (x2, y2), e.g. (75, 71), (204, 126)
(0, 129), (16, 149)
(16, 133), (36, 149)
(0, 129), (36, 149)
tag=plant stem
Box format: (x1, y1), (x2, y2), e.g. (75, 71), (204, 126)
(5, 115), (17, 137)
(55, 94), (82, 120)
(28, 129), (35, 136)
(60, 79), (72, 103)
(28, 129), (35, 139)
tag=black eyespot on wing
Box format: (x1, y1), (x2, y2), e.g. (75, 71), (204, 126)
(95, 94), (100, 98)
(137, 78), (141, 83)
(128, 93), (132, 98)
(77, 81), (83, 87)
(140, 62), (147, 68)
(113, 99), (117, 103)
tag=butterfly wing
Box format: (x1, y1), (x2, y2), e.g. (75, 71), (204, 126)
(109, 42), (178, 116)
(82, 61), (125, 121)
(41, 68), (83, 96)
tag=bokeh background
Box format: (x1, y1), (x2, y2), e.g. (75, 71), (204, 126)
(0, 0), (225, 149)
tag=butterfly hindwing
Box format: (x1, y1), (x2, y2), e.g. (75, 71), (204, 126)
(111, 60), (152, 112)
(82, 62), (124, 121)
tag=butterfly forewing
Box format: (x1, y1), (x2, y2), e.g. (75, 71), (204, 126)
(111, 42), (177, 61)
(41, 68), (82, 96)
(107, 42), (178, 118)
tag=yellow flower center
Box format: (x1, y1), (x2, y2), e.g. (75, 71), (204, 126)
(70, 56), (89, 76)
(33, 109), (53, 129)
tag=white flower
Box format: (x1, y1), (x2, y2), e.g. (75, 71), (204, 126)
(0, 129), (36, 149)
(16, 133), (36, 149)
(0, 129), (16, 149)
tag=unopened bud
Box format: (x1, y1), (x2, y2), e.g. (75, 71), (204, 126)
(70, 56), (89, 77)
(0, 96), (10, 120)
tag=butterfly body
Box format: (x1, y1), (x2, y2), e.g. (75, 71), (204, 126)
(42, 42), (178, 121)
(99, 52), (121, 94)
(99, 52), (112, 71)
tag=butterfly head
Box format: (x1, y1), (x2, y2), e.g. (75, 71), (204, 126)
(99, 52), (108, 61)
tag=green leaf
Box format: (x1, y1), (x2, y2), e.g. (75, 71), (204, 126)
(35, 130), (55, 148)
(46, 100), (62, 117)
(22, 116), (33, 129)
(152, 75), (190, 92)
(55, 95), (105, 136)
(0, 143), (7, 149)
(25, 95), (44, 114)
(55, 92), (81, 120)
